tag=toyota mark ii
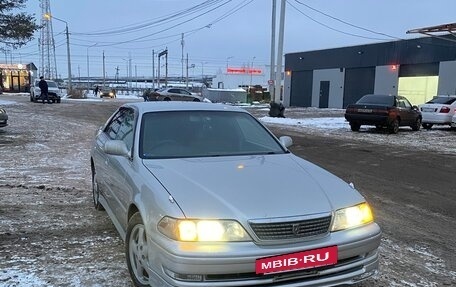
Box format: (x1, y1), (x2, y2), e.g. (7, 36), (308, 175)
(90, 102), (382, 287)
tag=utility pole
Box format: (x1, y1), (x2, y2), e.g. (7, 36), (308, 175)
(152, 50), (155, 89)
(274, 0), (286, 104)
(181, 33), (184, 83)
(186, 53), (189, 88)
(102, 50), (105, 87)
(165, 47), (168, 87)
(269, 0), (277, 102)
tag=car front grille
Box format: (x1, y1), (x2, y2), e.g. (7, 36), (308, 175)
(249, 215), (332, 241)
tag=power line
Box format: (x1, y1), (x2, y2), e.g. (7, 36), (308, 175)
(287, 0), (394, 41)
(293, 0), (402, 40)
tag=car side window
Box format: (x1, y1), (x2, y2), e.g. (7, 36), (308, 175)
(169, 89), (178, 94)
(105, 108), (135, 151)
(398, 98), (411, 109)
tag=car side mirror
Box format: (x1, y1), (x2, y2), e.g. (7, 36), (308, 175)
(104, 140), (130, 157)
(279, 136), (293, 148)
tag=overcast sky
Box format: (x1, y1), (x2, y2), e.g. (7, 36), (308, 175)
(13, 0), (456, 79)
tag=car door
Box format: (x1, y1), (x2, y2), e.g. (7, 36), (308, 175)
(98, 108), (136, 224)
(167, 89), (181, 101)
(397, 97), (417, 125)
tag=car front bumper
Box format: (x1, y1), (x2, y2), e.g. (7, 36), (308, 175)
(145, 223), (382, 286)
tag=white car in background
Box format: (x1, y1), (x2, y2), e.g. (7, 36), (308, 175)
(419, 95), (456, 129)
(30, 79), (62, 103)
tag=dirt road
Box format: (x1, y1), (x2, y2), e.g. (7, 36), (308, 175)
(1, 95), (455, 286)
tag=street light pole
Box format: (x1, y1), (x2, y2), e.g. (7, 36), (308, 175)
(44, 13), (72, 94)
(87, 43), (97, 91)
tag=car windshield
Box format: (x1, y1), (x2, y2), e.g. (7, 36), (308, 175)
(140, 110), (286, 159)
(426, 97), (456, 105)
(47, 81), (58, 88)
(356, 95), (395, 106)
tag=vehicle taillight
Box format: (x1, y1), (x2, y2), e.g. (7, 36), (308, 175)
(440, 106), (450, 113)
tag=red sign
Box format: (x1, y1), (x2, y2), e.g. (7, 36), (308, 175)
(255, 246), (338, 274)
(227, 67), (262, 75)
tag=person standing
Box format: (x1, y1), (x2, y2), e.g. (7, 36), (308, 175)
(94, 85), (99, 97)
(39, 76), (51, 104)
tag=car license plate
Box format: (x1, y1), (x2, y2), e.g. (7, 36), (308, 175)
(422, 107), (435, 112)
(357, 108), (372, 113)
(255, 246), (338, 274)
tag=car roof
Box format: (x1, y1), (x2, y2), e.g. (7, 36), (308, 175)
(123, 102), (249, 114)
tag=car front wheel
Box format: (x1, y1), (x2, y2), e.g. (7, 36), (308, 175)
(411, 118), (421, 131)
(126, 212), (151, 287)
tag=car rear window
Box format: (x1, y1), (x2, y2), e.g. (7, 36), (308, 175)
(426, 97), (456, 105)
(356, 95), (395, 105)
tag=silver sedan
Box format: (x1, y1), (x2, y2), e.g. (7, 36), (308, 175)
(90, 102), (381, 287)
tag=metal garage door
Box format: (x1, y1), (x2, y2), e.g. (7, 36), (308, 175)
(343, 67), (375, 107)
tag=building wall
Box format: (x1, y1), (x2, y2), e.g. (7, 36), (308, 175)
(374, 65), (399, 95)
(311, 69), (345, 108)
(437, 61), (456, 95)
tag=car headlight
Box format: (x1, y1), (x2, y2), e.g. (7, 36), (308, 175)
(331, 202), (374, 232)
(109, 92), (113, 96)
(0, 108), (5, 114)
(158, 216), (251, 242)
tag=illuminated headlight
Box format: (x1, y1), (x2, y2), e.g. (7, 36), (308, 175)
(158, 216), (251, 242)
(109, 92), (114, 96)
(331, 202), (374, 232)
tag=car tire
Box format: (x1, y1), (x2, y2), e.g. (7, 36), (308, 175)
(192, 98), (201, 102)
(411, 118), (421, 131)
(57, 98), (61, 103)
(164, 97), (171, 101)
(388, 119), (399, 134)
(91, 167), (104, 211)
(126, 212), (151, 287)
(422, 123), (433, 130)
(375, 125), (383, 131)
(350, 122), (360, 132)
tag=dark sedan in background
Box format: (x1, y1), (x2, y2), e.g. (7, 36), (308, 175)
(0, 107), (7, 128)
(345, 94), (422, 134)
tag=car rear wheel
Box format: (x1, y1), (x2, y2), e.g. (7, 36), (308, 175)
(411, 118), (421, 131)
(126, 212), (151, 287)
(164, 97), (171, 101)
(192, 98), (201, 102)
(388, 119), (399, 134)
(422, 123), (433, 130)
(349, 122), (360, 132)
(91, 167), (104, 211)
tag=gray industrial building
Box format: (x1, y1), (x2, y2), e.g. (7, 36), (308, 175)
(283, 35), (456, 108)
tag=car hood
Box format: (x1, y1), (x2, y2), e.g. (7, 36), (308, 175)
(143, 154), (362, 220)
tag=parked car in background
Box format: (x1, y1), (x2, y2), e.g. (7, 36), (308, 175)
(345, 94), (422, 134)
(91, 102), (381, 287)
(99, 87), (116, 98)
(0, 107), (8, 128)
(30, 79), (62, 103)
(418, 95), (456, 129)
(146, 87), (205, 102)
(451, 114), (456, 129)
